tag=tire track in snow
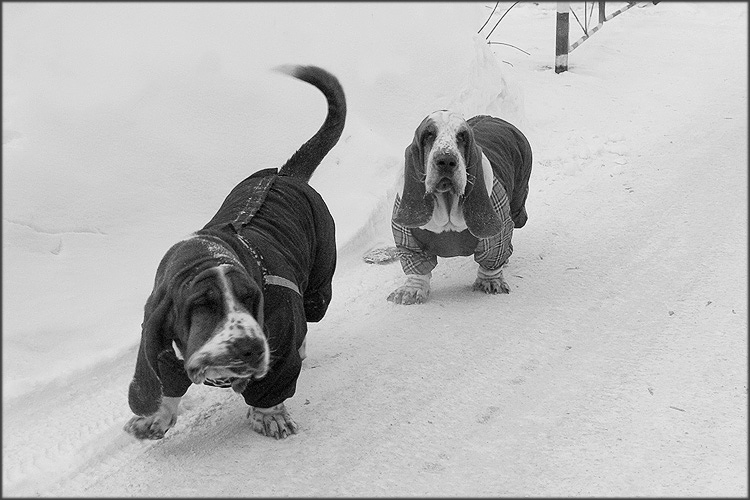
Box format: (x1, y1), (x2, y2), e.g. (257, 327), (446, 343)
(2, 350), (142, 496)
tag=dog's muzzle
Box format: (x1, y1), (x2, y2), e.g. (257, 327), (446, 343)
(185, 334), (269, 386)
(434, 177), (455, 193)
(428, 152), (463, 195)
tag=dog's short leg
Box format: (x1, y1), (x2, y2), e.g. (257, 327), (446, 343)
(472, 266), (510, 294)
(124, 396), (181, 440)
(247, 402), (299, 439)
(387, 272), (432, 305)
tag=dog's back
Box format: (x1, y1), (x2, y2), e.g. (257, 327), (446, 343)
(204, 171), (336, 320)
(468, 115), (532, 228)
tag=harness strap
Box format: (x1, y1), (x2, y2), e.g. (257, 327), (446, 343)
(264, 275), (301, 295)
(235, 232), (301, 296)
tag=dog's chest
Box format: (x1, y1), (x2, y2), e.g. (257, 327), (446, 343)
(419, 192), (467, 233)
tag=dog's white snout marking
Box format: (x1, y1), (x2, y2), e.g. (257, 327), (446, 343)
(425, 111), (468, 196)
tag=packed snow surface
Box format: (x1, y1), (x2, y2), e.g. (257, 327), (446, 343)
(2, 2), (747, 496)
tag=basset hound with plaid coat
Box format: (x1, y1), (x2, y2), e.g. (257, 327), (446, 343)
(124, 65), (345, 440)
(388, 111), (532, 305)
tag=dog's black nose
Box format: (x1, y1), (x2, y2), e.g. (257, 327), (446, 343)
(231, 335), (267, 364)
(434, 152), (458, 171)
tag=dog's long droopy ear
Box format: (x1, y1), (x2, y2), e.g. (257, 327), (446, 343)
(462, 140), (503, 239)
(128, 288), (171, 416)
(392, 136), (434, 227)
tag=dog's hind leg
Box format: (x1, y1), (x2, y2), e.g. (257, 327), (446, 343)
(472, 266), (510, 294)
(123, 396), (181, 440)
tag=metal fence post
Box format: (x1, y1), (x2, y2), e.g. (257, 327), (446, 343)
(555, 2), (570, 73)
(599, 1), (606, 24)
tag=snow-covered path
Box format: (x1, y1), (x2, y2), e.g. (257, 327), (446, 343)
(3, 3), (746, 497)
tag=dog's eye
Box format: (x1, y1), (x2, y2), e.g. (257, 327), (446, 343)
(190, 288), (220, 312)
(456, 131), (468, 144)
(233, 290), (251, 306)
(229, 280), (250, 301)
(237, 291), (261, 313)
(191, 298), (209, 309)
(190, 299), (214, 314)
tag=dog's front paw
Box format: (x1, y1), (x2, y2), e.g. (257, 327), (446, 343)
(387, 273), (431, 305)
(473, 267), (510, 294)
(472, 277), (510, 294)
(247, 403), (299, 439)
(124, 396), (180, 440)
(124, 412), (177, 440)
(387, 286), (428, 305)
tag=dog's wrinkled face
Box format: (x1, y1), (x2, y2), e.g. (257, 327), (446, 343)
(168, 237), (270, 390)
(421, 110), (472, 196)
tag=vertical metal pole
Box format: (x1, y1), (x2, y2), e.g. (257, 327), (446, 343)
(555, 2), (570, 73)
(598, 1), (606, 24)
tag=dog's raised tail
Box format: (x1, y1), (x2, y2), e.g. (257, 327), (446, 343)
(275, 65), (346, 182)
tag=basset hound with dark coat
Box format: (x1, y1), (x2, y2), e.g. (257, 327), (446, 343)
(124, 65), (346, 440)
(388, 110), (532, 305)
